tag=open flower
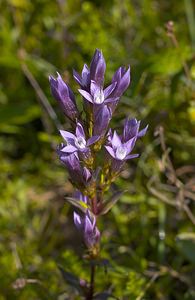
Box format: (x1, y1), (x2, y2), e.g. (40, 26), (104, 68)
(60, 122), (100, 154)
(78, 80), (117, 105)
(105, 130), (139, 161)
(74, 210), (100, 249)
(49, 72), (79, 120)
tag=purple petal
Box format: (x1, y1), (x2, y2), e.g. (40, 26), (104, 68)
(83, 167), (91, 182)
(90, 49), (106, 85)
(105, 145), (116, 159)
(90, 80), (100, 97)
(112, 67), (122, 83)
(84, 214), (93, 234)
(93, 105), (111, 136)
(125, 153), (139, 160)
(124, 137), (137, 154)
(104, 82), (117, 98)
(87, 135), (100, 146)
(123, 118), (140, 141)
(60, 130), (75, 142)
(116, 66), (130, 96)
(74, 212), (82, 229)
(76, 122), (85, 139)
(111, 131), (122, 149)
(61, 145), (77, 153)
(81, 64), (90, 87)
(73, 69), (82, 86)
(138, 125), (148, 137)
(78, 89), (93, 103)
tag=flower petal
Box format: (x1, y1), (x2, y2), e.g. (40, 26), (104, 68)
(60, 130), (75, 142)
(61, 145), (77, 153)
(76, 122), (85, 139)
(78, 89), (93, 103)
(125, 153), (139, 160)
(87, 135), (100, 146)
(104, 82), (117, 98)
(105, 145), (116, 159)
(111, 131), (122, 149)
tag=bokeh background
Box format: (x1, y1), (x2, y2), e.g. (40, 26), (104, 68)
(1, 0), (195, 299)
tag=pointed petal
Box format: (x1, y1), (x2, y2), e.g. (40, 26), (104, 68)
(93, 105), (111, 136)
(125, 153), (139, 160)
(104, 82), (117, 98)
(90, 80), (100, 97)
(83, 167), (91, 182)
(111, 131), (122, 149)
(76, 122), (85, 139)
(61, 145), (77, 153)
(73, 212), (82, 229)
(90, 49), (106, 85)
(78, 89), (93, 103)
(112, 67), (122, 83)
(124, 137), (137, 154)
(87, 135), (100, 146)
(138, 125), (148, 137)
(105, 146), (116, 159)
(60, 130), (75, 141)
(73, 69), (82, 86)
(117, 66), (130, 96)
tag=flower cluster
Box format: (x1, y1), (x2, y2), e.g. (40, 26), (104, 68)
(49, 49), (147, 256)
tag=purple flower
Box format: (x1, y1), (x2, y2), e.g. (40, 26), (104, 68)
(57, 149), (91, 187)
(74, 210), (100, 249)
(49, 72), (79, 121)
(122, 118), (148, 142)
(78, 80), (117, 105)
(60, 122), (100, 154)
(105, 130), (139, 161)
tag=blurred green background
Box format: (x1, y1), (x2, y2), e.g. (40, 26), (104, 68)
(1, 0), (195, 299)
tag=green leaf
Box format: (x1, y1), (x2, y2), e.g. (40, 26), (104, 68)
(100, 191), (124, 215)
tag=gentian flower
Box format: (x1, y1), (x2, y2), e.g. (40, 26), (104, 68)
(74, 210), (100, 249)
(78, 80), (117, 105)
(60, 122), (100, 154)
(105, 130), (139, 161)
(49, 72), (79, 120)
